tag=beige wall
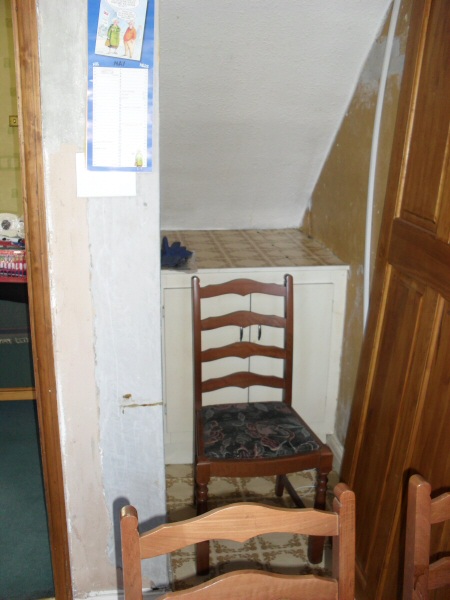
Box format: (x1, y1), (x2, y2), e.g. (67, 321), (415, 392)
(302, 0), (412, 448)
(0, 0), (22, 215)
(35, 0), (168, 593)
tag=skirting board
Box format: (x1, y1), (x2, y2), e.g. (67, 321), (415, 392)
(326, 432), (344, 475)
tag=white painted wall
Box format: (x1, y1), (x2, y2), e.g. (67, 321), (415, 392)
(37, 0), (167, 594)
(160, 0), (392, 230)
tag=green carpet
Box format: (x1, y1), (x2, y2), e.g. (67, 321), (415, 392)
(0, 401), (54, 600)
(0, 299), (35, 388)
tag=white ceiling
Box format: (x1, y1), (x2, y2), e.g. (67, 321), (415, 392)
(159, 0), (392, 230)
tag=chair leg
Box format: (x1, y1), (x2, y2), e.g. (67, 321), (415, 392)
(307, 470), (329, 564)
(195, 481), (210, 575)
(275, 474), (285, 497)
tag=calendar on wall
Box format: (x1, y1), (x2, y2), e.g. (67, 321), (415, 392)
(87, 0), (155, 172)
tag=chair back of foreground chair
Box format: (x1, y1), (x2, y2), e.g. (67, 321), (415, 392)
(403, 473), (450, 599)
(192, 274), (334, 573)
(121, 482), (355, 599)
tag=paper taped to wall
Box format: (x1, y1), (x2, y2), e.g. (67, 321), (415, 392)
(76, 153), (136, 197)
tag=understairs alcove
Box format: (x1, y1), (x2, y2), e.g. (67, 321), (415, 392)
(160, 228), (348, 465)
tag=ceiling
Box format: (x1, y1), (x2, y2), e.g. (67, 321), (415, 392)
(159, 0), (393, 230)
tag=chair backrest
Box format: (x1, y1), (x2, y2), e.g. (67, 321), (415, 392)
(403, 474), (450, 599)
(121, 483), (355, 599)
(191, 274), (294, 411)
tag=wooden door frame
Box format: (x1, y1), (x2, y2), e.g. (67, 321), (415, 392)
(11, 0), (72, 597)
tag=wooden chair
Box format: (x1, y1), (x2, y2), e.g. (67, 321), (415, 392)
(403, 474), (450, 599)
(191, 274), (334, 573)
(121, 482), (355, 599)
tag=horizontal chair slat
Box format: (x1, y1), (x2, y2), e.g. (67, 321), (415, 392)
(202, 342), (286, 362)
(199, 279), (287, 299)
(201, 311), (285, 331)
(139, 502), (339, 558)
(202, 372), (285, 392)
(429, 557), (450, 590)
(158, 571), (337, 600)
(430, 491), (450, 524)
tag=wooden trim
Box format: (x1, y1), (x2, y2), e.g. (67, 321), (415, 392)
(11, 1), (72, 597)
(0, 387), (36, 401)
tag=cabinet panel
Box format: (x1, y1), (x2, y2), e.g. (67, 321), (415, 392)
(163, 286), (248, 439)
(162, 267), (347, 463)
(162, 286), (194, 440)
(248, 291), (284, 404)
(248, 283), (334, 433)
(292, 283), (334, 429)
(201, 290), (251, 406)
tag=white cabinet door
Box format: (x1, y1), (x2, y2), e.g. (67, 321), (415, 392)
(162, 277), (249, 463)
(248, 280), (334, 439)
(162, 286), (194, 462)
(291, 282), (334, 438)
(247, 290), (284, 404)
(200, 288), (250, 406)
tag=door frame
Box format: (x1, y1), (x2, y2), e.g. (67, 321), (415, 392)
(11, 0), (72, 597)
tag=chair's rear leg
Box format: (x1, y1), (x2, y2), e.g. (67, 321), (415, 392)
(308, 470), (329, 564)
(275, 474), (285, 497)
(196, 481), (210, 575)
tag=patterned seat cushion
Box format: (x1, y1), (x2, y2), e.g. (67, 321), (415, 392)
(201, 402), (321, 460)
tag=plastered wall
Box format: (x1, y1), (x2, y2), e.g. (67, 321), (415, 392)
(303, 0), (412, 448)
(0, 0), (22, 215)
(36, 0), (167, 594)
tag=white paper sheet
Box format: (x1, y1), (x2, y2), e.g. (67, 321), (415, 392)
(76, 153), (136, 197)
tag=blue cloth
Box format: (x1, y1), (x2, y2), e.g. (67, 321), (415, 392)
(161, 236), (193, 268)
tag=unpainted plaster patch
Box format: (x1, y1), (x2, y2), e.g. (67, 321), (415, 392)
(121, 393), (163, 409)
(357, 36), (404, 108)
(121, 402), (163, 410)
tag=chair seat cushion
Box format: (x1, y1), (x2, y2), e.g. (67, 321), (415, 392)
(201, 402), (321, 460)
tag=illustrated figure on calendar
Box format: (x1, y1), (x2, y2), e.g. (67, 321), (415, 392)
(123, 20), (137, 58)
(106, 18), (121, 54)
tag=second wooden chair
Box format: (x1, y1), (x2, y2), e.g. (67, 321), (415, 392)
(403, 473), (450, 599)
(192, 274), (333, 573)
(121, 483), (355, 599)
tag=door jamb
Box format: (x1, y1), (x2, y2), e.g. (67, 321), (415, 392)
(11, 0), (72, 597)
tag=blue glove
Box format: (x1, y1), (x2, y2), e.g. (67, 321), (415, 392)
(161, 236), (193, 268)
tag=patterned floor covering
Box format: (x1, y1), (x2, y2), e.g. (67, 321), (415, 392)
(165, 464), (338, 591)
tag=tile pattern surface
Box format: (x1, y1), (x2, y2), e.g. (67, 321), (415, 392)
(161, 229), (344, 270)
(166, 464), (337, 591)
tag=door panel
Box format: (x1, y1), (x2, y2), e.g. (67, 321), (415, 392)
(401, 1), (450, 230)
(342, 1), (450, 597)
(410, 298), (450, 481)
(355, 273), (437, 576)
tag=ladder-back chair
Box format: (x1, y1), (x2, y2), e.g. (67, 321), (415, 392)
(403, 473), (450, 599)
(121, 483), (355, 599)
(192, 274), (333, 573)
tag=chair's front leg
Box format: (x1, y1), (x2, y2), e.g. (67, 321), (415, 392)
(196, 481), (210, 575)
(308, 470), (329, 564)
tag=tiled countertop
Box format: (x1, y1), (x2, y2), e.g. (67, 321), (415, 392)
(161, 229), (344, 270)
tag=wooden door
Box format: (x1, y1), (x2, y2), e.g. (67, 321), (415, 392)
(342, 1), (450, 598)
